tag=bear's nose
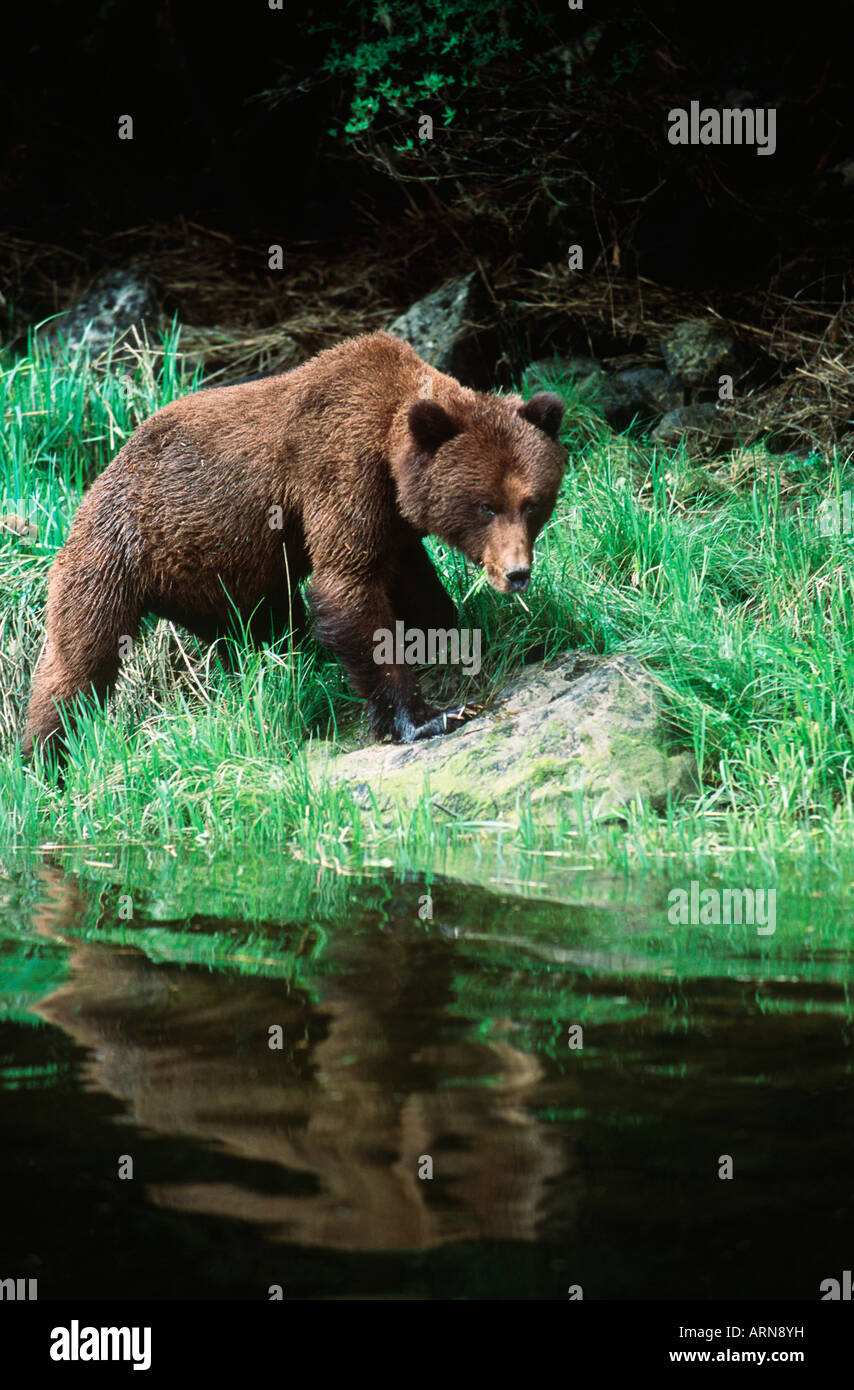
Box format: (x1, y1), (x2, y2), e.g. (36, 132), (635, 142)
(505, 567), (531, 592)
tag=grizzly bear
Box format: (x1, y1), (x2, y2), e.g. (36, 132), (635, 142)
(24, 331), (564, 762)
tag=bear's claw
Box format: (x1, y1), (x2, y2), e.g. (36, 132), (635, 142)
(409, 701), (483, 741)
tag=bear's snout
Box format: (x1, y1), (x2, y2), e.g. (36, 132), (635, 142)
(505, 567), (531, 593)
(482, 521), (533, 594)
(485, 565), (533, 595)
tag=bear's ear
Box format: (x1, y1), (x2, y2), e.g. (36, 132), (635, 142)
(408, 400), (460, 455)
(518, 392), (564, 440)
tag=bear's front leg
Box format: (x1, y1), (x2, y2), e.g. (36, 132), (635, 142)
(389, 538), (459, 635)
(309, 570), (473, 743)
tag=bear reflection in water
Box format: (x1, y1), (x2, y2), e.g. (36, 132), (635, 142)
(32, 866), (571, 1252)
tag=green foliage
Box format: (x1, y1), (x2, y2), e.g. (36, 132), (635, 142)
(308, 0), (553, 137)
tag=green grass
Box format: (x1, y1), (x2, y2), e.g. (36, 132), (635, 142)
(2, 326), (854, 877)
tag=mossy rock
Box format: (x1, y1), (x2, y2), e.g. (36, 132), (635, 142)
(309, 653), (697, 826)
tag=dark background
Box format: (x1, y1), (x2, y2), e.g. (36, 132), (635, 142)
(1, 0), (852, 355)
(1, 2), (851, 273)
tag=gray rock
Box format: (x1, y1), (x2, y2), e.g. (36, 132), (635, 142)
(660, 318), (738, 388)
(46, 268), (160, 357)
(386, 272), (495, 387)
(829, 156), (854, 188)
(590, 366), (683, 430)
(309, 653), (697, 826)
(618, 367), (684, 413)
(652, 403), (737, 447)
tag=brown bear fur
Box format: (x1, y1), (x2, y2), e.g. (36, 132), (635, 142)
(24, 331), (565, 761)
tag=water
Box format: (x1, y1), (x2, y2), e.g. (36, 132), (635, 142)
(1, 846), (853, 1300)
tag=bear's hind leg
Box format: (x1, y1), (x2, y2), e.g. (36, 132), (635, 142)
(24, 563), (141, 766)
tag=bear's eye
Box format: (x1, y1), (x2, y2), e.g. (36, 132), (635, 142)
(478, 503), (498, 517)
(522, 498), (543, 517)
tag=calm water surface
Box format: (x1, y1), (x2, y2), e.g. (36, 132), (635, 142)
(1, 847), (852, 1299)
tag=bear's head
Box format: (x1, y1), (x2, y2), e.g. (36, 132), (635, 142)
(394, 391), (565, 594)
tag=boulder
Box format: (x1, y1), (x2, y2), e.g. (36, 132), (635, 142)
(45, 268), (160, 357)
(660, 318), (738, 388)
(591, 366), (684, 429)
(652, 403), (738, 447)
(310, 653), (696, 826)
(386, 272), (496, 388)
